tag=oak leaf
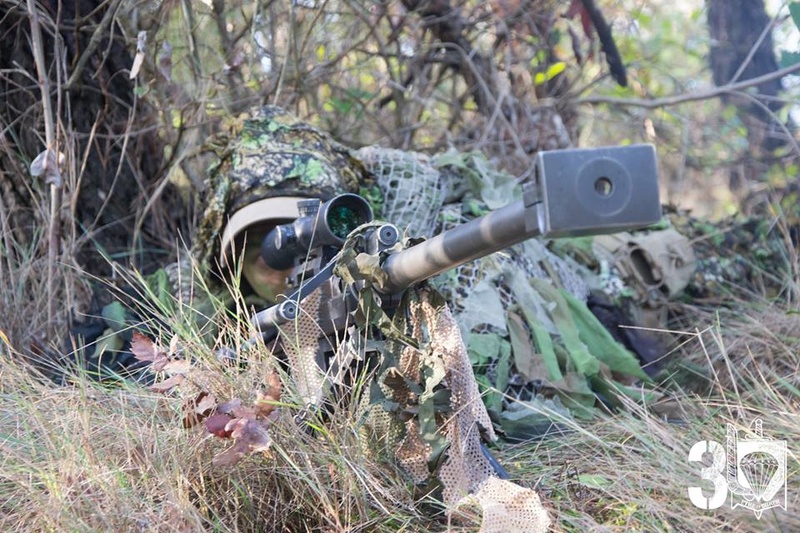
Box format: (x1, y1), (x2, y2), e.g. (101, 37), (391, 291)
(183, 391), (217, 428)
(130, 332), (168, 371)
(212, 418), (272, 467)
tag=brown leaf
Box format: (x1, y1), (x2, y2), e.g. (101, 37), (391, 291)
(130, 331), (168, 370)
(255, 370), (282, 418)
(167, 334), (181, 358)
(211, 439), (248, 467)
(266, 369), (282, 394)
(162, 359), (192, 375)
(212, 418), (273, 467)
(206, 413), (234, 438)
(231, 405), (258, 419)
(149, 374), (185, 393)
(218, 398), (242, 416)
(216, 399), (256, 419)
(183, 391), (217, 428)
(228, 418), (272, 453)
(196, 392), (217, 414)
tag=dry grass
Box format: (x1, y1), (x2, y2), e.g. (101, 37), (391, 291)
(2, 262), (799, 532)
(1, 3), (798, 530)
(0, 335), (426, 532)
(505, 321), (800, 531)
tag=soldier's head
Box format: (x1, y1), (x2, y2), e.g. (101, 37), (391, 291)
(194, 106), (367, 302)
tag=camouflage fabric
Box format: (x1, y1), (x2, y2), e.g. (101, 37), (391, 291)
(328, 228), (550, 531)
(193, 106), (374, 275)
(70, 107), (379, 379)
(356, 147), (657, 437)
(667, 208), (796, 301)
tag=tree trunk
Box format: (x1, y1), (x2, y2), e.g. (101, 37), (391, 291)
(707, 0), (786, 189)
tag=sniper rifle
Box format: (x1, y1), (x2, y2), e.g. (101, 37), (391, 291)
(251, 144), (661, 342)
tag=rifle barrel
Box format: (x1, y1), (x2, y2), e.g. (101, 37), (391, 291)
(380, 198), (538, 293)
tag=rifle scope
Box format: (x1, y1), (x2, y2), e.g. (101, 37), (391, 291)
(261, 193), (373, 270)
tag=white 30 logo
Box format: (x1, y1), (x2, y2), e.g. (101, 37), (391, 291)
(687, 420), (787, 519)
(687, 440), (728, 509)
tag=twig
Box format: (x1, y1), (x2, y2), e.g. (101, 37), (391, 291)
(736, 90), (800, 158)
(64, 0), (123, 90)
(575, 62), (800, 109)
(27, 0), (61, 336)
(727, 0), (786, 86)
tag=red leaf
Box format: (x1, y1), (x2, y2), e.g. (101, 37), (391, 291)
(206, 413), (234, 438)
(130, 332), (168, 370)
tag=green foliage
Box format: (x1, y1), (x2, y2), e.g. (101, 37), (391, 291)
(790, 1), (800, 30)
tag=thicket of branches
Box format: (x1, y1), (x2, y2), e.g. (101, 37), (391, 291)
(1, 0), (798, 344)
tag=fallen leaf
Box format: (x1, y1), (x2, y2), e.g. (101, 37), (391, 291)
(206, 413), (234, 438)
(130, 331), (168, 369)
(162, 359), (192, 375)
(149, 374), (185, 393)
(217, 399), (257, 419)
(212, 440), (248, 467)
(212, 418), (273, 467)
(218, 398), (242, 416)
(255, 370), (282, 417)
(183, 391), (217, 428)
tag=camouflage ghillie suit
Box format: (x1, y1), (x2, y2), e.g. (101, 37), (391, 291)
(193, 106), (373, 277)
(186, 107), (551, 530)
(70, 106), (794, 531)
(355, 146), (665, 435)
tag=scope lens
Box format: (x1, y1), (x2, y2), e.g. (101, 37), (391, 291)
(327, 204), (366, 239)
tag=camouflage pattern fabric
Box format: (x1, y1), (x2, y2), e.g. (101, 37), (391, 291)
(193, 106), (375, 276)
(356, 147), (658, 437)
(329, 227), (550, 531)
(667, 208), (796, 301)
(70, 107), (377, 379)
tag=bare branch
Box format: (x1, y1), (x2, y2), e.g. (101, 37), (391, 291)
(65, 0), (124, 90)
(575, 62), (800, 109)
(26, 0), (60, 335)
(727, 1), (785, 85)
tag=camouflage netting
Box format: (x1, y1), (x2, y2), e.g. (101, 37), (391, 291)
(194, 106), (375, 275)
(356, 146), (659, 433)
(326, 235), (551, 531)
